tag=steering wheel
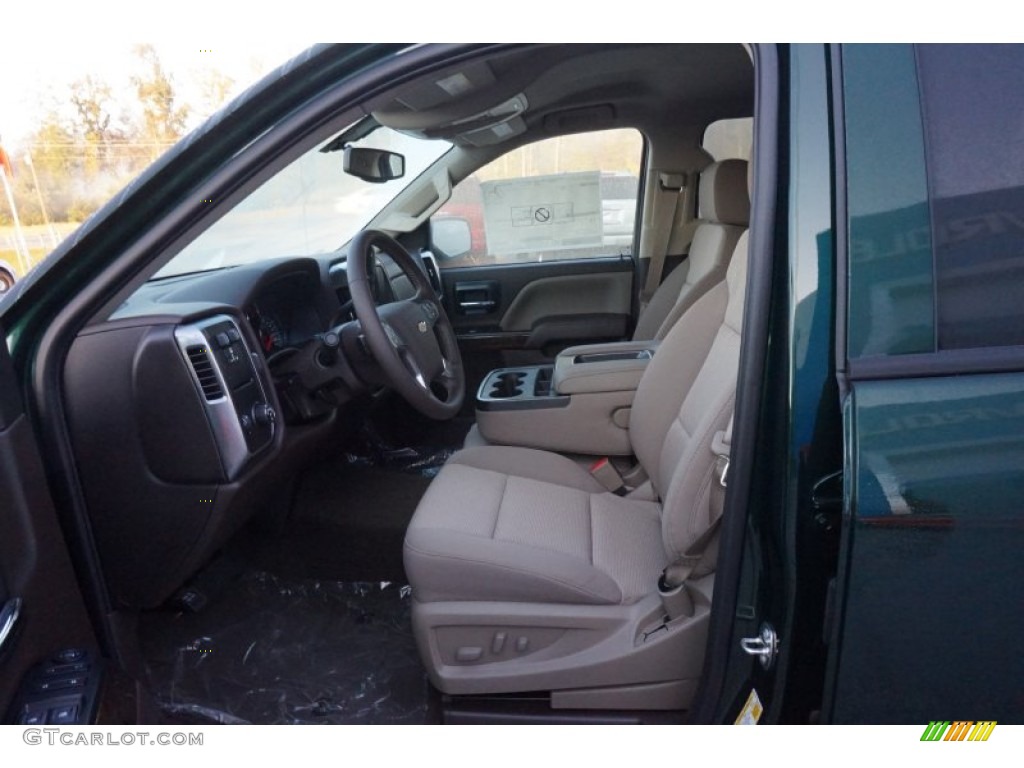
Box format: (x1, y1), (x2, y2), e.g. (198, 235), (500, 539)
(347, 229), (465, 420)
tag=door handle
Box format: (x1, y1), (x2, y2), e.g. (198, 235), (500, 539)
(0, 598), (22, 656)
(454, 280), (500, 316)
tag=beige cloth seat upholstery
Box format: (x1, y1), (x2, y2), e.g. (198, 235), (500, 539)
(632, 158), (748, 341)
(404, 232), (749, 701)
(407, 445), (665, 606)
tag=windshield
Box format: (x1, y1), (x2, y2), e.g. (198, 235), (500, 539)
(155, 125), (452, 277)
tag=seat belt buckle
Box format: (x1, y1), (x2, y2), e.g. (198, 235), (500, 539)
(711, 425), (732, 488)
(590, 457), (627, 496)
(715, 454), (729, 488)
(657, 569), (695, 621)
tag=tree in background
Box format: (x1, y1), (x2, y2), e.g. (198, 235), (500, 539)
(132, 44), (190, 161)
(1, 46), (199, 227)
(68, 74), (129, 175)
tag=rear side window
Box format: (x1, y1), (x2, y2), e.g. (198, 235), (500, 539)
(844, 44), (1024, 357)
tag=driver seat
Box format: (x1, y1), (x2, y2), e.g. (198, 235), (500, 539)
(404, 233), (748, 709)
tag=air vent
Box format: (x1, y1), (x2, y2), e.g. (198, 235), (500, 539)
(186, 346), (224, 401)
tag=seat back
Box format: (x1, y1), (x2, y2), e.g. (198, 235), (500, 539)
(632, 159), (749, 341)
(629, 231), (748, 561)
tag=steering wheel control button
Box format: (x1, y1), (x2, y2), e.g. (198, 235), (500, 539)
(226, 328), (241, 343)
(216, 332), (231, 348)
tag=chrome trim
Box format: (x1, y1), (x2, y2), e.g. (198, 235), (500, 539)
(740, 623), (779, 670)
(420, 251), (443, 297)
(174, 315), (273, 481)
(0, 598), (22, 655)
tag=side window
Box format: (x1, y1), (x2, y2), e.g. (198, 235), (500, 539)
(844, 44), (1024, 358)
(431, 129), (643, 269)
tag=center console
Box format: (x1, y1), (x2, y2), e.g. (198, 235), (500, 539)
(475, 340), (657, 455)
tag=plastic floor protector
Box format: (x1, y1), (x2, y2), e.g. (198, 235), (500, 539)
(141, 573), (434, 724)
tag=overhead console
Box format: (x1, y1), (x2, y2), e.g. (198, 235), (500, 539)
(475, 340), (657, 456)
(64, 312), (281, 609)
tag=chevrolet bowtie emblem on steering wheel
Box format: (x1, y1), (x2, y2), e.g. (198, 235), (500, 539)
(418, 321), (428, 333)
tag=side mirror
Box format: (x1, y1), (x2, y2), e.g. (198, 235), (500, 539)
(0, 263), (16, 294)
(343, 146), (405, 183)
(431, 216), (473, 259)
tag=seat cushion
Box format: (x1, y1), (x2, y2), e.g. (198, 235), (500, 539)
(404, 446), (667, 606)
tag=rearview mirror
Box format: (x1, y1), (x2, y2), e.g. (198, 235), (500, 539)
(343, 146), (405, 183)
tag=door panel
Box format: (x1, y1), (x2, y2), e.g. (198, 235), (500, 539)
(498, 271), (631, 332)
(441, 256), (635, 395)
(0, 336), (98, 719)
(829, 375), (1024, 722)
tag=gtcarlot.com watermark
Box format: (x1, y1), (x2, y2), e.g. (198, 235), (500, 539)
(23, 729), (203, 747)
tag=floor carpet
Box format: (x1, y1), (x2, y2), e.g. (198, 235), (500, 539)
(140, 573), (438, 724)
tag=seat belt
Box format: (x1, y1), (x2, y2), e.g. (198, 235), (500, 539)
(639, 172), (690, 313)
(657, 413), (733, 620)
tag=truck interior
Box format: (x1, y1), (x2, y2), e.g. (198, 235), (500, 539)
(7, 43), (784, 725)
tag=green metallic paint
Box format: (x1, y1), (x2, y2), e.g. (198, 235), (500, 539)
(833, 375), (1024, 722)
(844, 44), (934, 358)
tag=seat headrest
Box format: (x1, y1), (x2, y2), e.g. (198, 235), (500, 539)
(698, 159), (749, 227)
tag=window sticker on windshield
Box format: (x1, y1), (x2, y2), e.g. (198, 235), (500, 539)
(481, 171), (602, 255)
(734, 688), (764, 725)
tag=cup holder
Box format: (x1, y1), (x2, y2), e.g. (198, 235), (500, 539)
(477, 365), (562, 410)
(489, 372), (526, 399)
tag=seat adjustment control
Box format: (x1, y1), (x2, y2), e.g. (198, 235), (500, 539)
(455, 646), (483, 662)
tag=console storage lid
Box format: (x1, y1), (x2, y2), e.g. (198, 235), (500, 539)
(554, 340), (659, 395)
(474, 342), (658, 456)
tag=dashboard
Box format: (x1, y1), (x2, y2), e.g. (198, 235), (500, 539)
(63, 247), (443, 611)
